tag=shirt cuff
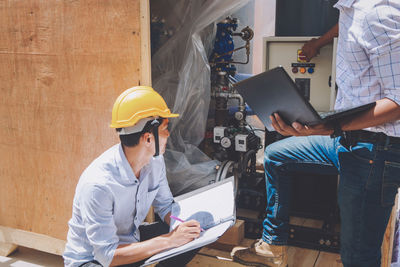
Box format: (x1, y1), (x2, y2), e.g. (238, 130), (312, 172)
(94, 242), (119, 267)
(158, 205), (173, 223)
(384, 93), (400, 106)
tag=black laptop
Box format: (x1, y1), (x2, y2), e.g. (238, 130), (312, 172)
(233, 67), (376, 131)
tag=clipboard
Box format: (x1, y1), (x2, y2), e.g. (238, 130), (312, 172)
(142, 177), (236, 266)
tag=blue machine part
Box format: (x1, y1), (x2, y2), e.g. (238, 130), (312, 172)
(210, 19), (238, 73)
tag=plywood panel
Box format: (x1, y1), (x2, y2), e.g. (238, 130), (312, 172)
(0, 0), (148, 241)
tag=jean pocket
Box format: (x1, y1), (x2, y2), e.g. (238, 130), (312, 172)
(381, 161), (400, 206)
(339, 143), (375, 191)
(348, 142), (375, 163)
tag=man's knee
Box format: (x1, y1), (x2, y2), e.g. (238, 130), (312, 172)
(264, 140), (287, 171)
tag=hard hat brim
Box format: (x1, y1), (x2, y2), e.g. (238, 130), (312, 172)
(165, 113), (179, 118)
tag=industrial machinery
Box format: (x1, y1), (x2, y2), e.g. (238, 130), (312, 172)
(203, 17), (262, 186)
(201, 17), (268, 239)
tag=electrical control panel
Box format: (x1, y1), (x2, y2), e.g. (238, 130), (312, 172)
(213, 126), (226, 143)
(235, 134), (248, 152)
(263, 37), (337, 112)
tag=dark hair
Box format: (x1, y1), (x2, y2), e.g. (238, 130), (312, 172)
(116, 118), (164, 147)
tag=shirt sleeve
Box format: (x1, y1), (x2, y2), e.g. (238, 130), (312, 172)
(363, 4), (400, 105)
(80, 184), (119, 267)
(152, 158), (173, 221)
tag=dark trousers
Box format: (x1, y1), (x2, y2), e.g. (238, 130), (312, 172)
(80, 221), (199, 267)
(262, 134), (400, 266)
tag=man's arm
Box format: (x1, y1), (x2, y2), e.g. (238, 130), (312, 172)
(110, 157), (202, 266)
(164, 211), (171, 225)
(110, 219), (200, 266)
(341, 99), (400, 131)
(301, 23), (338, 61)
(270, 98), (400, 137)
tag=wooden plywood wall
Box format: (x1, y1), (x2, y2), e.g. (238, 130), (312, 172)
(0, 0), (149, 241)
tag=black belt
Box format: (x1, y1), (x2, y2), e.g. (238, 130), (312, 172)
(344, 130), (400, 145)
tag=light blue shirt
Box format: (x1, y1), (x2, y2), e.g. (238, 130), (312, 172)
(63, 144), (173, 267)
(334, 0), (400, 136)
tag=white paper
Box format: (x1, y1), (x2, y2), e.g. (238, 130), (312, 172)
(142, 177), (235, 266)
(170, 178), (235, 231)
(146, 221), (232, 263)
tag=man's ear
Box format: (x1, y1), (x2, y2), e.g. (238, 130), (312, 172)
(142, 132), (152, 144)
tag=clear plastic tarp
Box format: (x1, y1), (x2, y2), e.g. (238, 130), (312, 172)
(151, 0), (249, 195)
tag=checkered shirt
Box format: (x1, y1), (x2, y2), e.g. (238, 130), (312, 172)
(334, 0), (400, 137)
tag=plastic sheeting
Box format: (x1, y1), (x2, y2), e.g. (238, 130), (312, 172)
(151, 0), (250, 195)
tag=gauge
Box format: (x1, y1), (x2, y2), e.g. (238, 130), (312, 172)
(220, 137), (232, 148)
(235, 111), (244, 121)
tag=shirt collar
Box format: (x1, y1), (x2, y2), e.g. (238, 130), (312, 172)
(334, 0), (356, 9)
(115, 143), (138, 185)
(115, 143), (152, 185)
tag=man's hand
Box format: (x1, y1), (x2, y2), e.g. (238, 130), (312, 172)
(168, 220), (201, 247)
(301, 38), (321, 62)
(270, 113), (333, 136)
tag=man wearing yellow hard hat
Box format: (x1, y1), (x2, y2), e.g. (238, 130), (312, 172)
(63, 86), (201, 267)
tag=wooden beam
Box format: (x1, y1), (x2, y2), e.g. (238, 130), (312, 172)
(315, 251), (342, 267)
(187, 253), (244, 267)
(140, 0), (152, 86)
(381, 193), (398, 267)
(140, 0), (155, 224)
(0, 226), (65, 256)
(0, 242), (18, 257)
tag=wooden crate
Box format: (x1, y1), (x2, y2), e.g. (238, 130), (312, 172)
(0, 0), (151, 256)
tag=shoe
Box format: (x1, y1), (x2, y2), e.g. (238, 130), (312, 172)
(231, 239), (288, 267)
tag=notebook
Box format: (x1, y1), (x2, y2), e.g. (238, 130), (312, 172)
(233, 67), (376, 131)
(142, 177), (235, 266)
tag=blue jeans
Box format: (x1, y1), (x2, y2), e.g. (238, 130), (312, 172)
(262, 135), (400, 267)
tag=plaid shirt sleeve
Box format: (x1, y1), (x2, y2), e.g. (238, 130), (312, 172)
(363, 4), (400, 105)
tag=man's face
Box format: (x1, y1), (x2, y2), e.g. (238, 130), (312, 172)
(157, 118), (170, 155)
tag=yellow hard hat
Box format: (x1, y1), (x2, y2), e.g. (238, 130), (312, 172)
(110, 86), (179, 129)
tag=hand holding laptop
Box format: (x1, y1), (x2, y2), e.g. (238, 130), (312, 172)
(270, 113), (334, 137)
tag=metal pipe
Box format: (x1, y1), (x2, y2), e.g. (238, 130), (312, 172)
(214, 92), (246, 128)
(214, 92), (244, 111)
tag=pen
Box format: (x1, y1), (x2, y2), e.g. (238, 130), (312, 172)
(170, 215), (205, 232)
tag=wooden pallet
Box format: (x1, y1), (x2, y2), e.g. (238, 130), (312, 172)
(188, 208), (397, 267)
(187, 239), (342, 267)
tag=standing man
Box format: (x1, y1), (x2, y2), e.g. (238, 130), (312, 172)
(64, 86), (201, 267)
(232, 1), (400, 266)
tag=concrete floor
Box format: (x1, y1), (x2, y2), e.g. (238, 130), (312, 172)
(0, 247), (63, 267)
